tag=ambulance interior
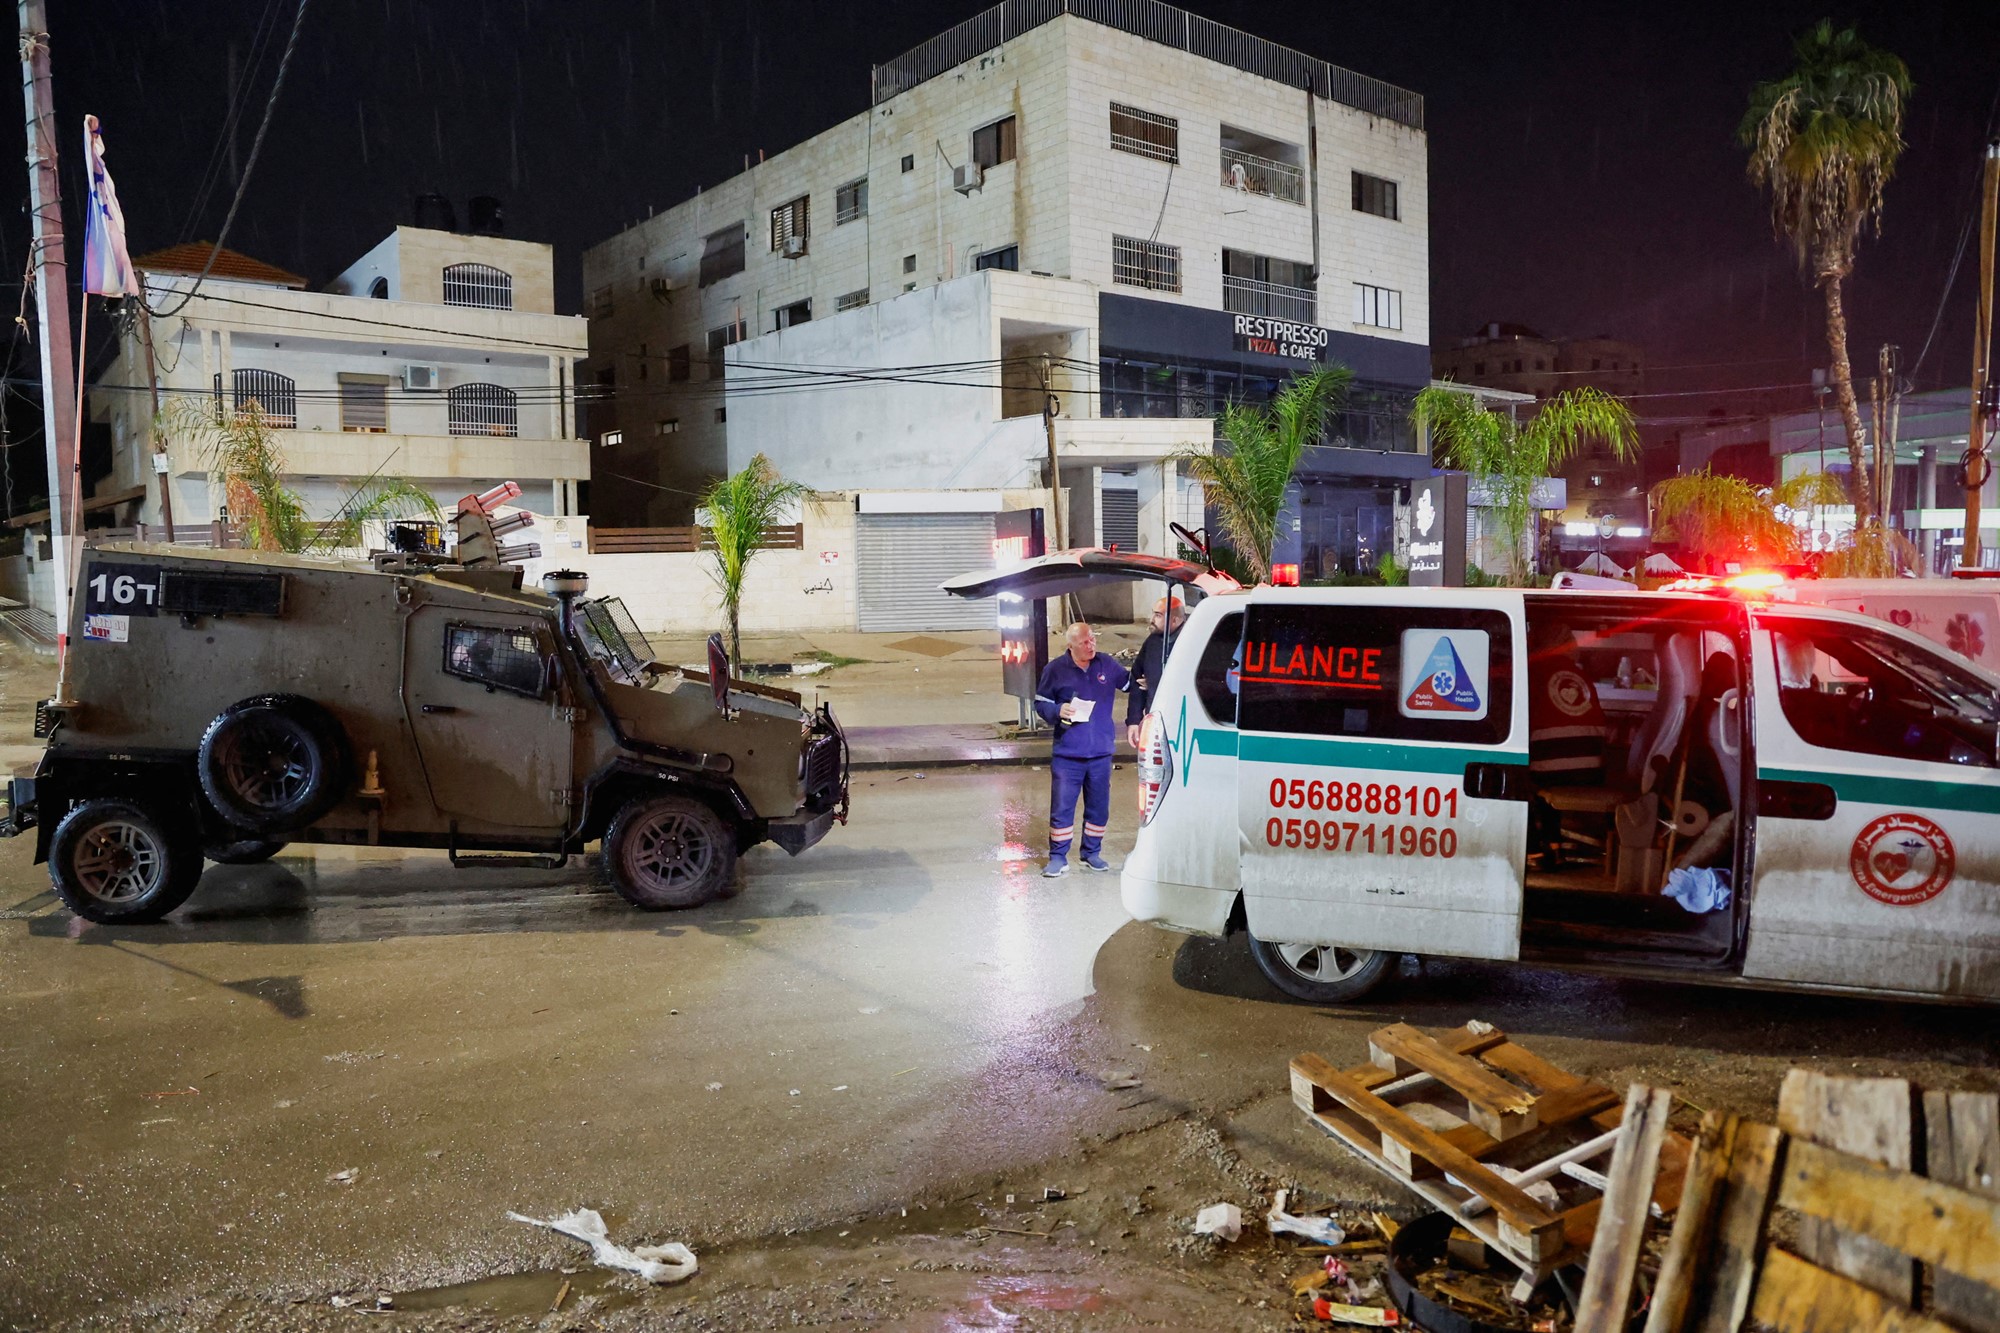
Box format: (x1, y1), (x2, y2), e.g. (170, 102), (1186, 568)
(1518, 598), (1745, 964)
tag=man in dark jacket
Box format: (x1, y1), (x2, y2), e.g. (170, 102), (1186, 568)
(1124, 595), (1186, 747)
(1034, 621), (1130, 877)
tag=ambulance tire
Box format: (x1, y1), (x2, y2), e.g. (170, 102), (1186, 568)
(1247, 933), (1394, 1005)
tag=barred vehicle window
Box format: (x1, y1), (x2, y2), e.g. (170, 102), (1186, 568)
(1112, 236), (1181, 293)
(444, 623), (545, 697)
(446, 382), (518, 437)
(1110, 103), (1178, 162)
(442, 262), (513, 309)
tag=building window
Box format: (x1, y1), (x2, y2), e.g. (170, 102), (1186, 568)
(706, 323), (743, 378)
(1109, 102), (1178, 163)
(442, 262), (513, 309)
(657, 418), (679, 435)
(836, 178), (869, 225)
(1222, 249), (1314, 323)
(667, 344), (691, 382)
(339, 376), (389, 433)
(223, 369), (297, 429)
(591, 285), (613, 318)
(1351, 171), (1400, 220)
(715, 406), (727, 424)
(770, 195), (810, 253)
(836, 288), (869, 311)
(974, 245), (1019, 272)
(1353, 283), (1402, 330)
(368, 277), (388, 299)
(447, 382), (519, 437)
(1112, 235), (1181, 293)
(773, 299), (811, 330)
(900, 153), (915, 173)
(699, 223), (745, 287)
(902, 253), (917, 274)
(1220, 125), (1305, 204)
(970, 116), (1016, 169)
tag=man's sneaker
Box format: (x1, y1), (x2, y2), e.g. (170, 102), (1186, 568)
(1042, 860), (1068, 878)
(1081, 853), (1116, 872)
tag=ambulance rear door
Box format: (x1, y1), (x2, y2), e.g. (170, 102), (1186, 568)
(1235, 588), (1529, 960)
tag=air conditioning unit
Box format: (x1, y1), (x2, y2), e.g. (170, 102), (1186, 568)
(402, 364), (441, 392)
(648, 275), (676, 298)
(953, 163), (984, 195)
(780, 235), (808, 259)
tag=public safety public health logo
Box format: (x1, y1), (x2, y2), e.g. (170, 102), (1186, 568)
(1848, 812), (1955, 907)
(1404, 635), (1482, 714)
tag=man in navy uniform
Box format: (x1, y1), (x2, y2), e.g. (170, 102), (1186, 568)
(1034, 621), (1130, 877)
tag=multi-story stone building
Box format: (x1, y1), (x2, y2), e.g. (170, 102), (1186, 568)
(583, 1), (1430, 622)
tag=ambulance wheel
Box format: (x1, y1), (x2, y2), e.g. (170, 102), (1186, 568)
(48, 798), (204, 924)
(603, 793), (738, 910)
(1248, 934), (1393, 1004)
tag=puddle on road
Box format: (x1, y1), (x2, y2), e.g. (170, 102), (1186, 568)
(390, 1266), (638, 1318)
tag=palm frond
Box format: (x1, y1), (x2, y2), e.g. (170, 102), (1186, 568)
(1650, 469), (1799, 570)
(308, 477), (442, 553)
(700, 453), (810, 660)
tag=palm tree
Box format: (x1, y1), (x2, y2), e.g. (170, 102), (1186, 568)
(167, 397), (439, 553)
(1741, 21), (1912, 524)
(1414, 385), (1639, 585)
(1173, 365), (1352, 583)
(700, 453), (809, 663)
(1651, 469), (1803, 571)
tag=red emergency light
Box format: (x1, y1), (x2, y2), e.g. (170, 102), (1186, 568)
(1270, 563), (1300, 587)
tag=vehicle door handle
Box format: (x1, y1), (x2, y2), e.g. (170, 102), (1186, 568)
(1463, 761), (1533, 802)
(421, 704), (460, 715)
(1757, 778), (1836, 820)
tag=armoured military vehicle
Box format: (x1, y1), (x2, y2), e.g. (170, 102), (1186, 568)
(0, 484), (848, 923)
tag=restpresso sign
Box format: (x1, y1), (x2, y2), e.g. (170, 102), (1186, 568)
(1231, 314), (1329, 362)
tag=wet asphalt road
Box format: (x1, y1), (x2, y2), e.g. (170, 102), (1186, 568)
(3, 764), (1998, 1329)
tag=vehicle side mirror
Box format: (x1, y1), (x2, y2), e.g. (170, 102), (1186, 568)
(707, 633), (731, 715)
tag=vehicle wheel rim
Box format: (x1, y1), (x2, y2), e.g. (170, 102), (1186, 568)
(220, 724), (313, 811)
(628, 810), (716, 894)
(1274, 942), (1374, 982)
(72, 818), (166, 904)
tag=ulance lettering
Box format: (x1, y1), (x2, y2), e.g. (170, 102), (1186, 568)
(1239, 639), (1383, 688)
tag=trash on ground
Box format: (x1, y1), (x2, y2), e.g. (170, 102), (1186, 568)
(1193, 1202), (1243, 1241)
(1041, 1187), (1066, 1202)
(1100, 1070), (1143, 1091)
(328, 1168), (358, 1185)
(1268, 1188), (1346, 1244)
(1663, 865), (1731, 913)
(507, 1207), (698, 1285)
(1312, 1297), (1400, 1325)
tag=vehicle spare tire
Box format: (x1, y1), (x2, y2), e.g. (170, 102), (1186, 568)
(197, 695), (350, 833)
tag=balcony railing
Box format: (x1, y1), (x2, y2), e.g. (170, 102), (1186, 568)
(1220, 147), (1305, 204)
(1223, 274), (1316, 324)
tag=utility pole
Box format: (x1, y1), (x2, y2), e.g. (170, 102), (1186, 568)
(137, 305), (175, 540)
(1038, 354), (1075, 628)
(18, 0), (79, 659)
(1965, 141), (1999, 570)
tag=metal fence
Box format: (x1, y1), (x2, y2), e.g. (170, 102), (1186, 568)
(872, 0), (1424, 130)
(1222, 274), (1316, 324)
(586, 524), (805, 555)
(1219, 146), (1305, 204)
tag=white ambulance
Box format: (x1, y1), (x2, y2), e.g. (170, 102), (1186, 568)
(949, 556), (2000, 1007)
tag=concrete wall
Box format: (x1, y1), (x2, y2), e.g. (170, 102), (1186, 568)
(328, 226), (559, 314)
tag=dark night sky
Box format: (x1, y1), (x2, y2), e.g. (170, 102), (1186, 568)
(18, 0), (2000, 432)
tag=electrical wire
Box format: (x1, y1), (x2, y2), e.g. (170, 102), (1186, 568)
(175, 0), (286, 245)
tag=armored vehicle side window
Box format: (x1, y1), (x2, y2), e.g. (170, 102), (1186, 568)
(1194, 612), (1244, 723)
(444, 624), (546, 697)
(1238, 604), (1514, 745)
(1767, 617), (2000, 767)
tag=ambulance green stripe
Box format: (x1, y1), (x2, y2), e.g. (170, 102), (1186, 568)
(1235, 732), (1513, 774)
(1761, 767), (2000, 816)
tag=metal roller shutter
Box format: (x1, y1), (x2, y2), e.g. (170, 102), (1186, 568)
(856, 512), (997, 632)
(1101, 488), (1139, 554)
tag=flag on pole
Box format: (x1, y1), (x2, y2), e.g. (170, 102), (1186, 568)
(82, 114), (140, 297)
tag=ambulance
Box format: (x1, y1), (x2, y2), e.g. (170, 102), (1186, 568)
(946, 555), (2000, 1007)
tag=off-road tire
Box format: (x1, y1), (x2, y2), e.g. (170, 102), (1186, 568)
(1247, 932), (1395, 1005)
(49, 798), (204, 924)
(603, 793), (738, 910)
(197, 695), (349, 833)
(204, 838), (287, 865)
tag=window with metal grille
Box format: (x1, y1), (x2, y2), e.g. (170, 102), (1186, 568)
(1351, 171), (1400, 220)
(974, 245), (1019, 272)
(706, 323), (743, 379)
(446, 382), (519, 437)
(575, 597), (654, 686)
(836, 288), (869, 311)
(1112, 236), (1181, 293)
(159, 569), (286, 617)
(667, 344), (690, 382)
(699, 224), (745, 286)
(971, 116), (1016, 169)
(1223, 248), (1315, 323)
(221, 368), (297, 428)
(1109, 103), (1178, 162)
(836, 178), (868, 224)
(770, 195), (810, 252)
(443, 623), (545, 697)
(339, 376), (389, 432)
(442, 262), (514, 309)
(1352, 283), (1402, 330)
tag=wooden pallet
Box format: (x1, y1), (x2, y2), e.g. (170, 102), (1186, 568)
(1599, 1070), (2000, 1333)
(1291, 1023), (1690, 1291)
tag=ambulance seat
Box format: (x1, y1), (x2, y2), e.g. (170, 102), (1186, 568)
(1629, 632), (1700, 793)
(1700, 652), (1743, 812)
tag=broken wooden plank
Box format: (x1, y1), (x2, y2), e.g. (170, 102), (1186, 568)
(1574, 1084), (1674, 1331)
(1369, 1022), (1540, 1140)
(1926, 1089), (2000, 1333)
(1749, 1247), (1957, 1333)
(1644, 1110), (1740, 1333)
(1777, 1137), (2000, 1289)
(1776, 1069), (1919, 1307)
(1690, 1119), (1784, 1333)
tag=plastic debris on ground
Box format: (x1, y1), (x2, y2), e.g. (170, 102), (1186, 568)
(1268, 1189), (1347, 1245)
(1663, 865), (1731, 914)
(1192, 1202), (1242, 1241)
(507, 1208), (698, 1284)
